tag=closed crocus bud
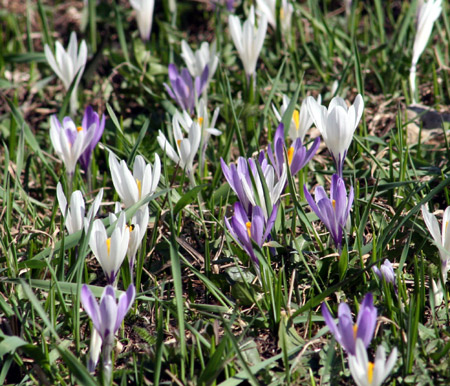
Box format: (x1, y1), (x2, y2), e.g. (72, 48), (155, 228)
(228, 5), (267, 77)
(130, 0), (155, 41)
(44, 32), (87, 115)
(78, 106), (105, 173)
(372, 259), (395, 284)
(304, 174), (354, 251)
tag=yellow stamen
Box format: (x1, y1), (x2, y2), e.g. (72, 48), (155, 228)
(287, 146), (295, 166)
(77, 126), (83, 132)
(246, 221), (252, 238)
(293, 109), (300, 130)
(280, 8), (285, 20)
(128, 224), (135, 232)
(353, 324), (358, 339)
(197, 117), (204, 126)
(106, 238), (111, 256)
(332, 199), (336, 210)
(177, 139), (182, 147)
(446, 221), (449, 233)
(136, 179), (142, 198)
(367, 362), (374, 383)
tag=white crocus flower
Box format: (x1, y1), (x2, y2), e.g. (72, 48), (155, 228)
(57, 183), (103, 235)
(307, 94), (364, 177)
(228, 5), (268, 77)
(130, 0), (155, 41)
(109, 153), (161, 209)
(256, 0), (293, 38)
(348, 339), (397, 386)
(272, 94), (321, 142)
(109, 205), (149, 271)
(421, 205), (450, 274)
(410, 0), (442, 104)
(157, 115), (201, 185)
(181, 40), (219, 83)
(89, 212), (130, 285)
(44, 32), (87, 115)
(50, 115), (96, 176)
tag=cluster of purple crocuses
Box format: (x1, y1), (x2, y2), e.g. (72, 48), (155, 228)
(222, 123), (319, 270)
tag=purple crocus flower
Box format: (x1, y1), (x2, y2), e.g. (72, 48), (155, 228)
(304, 174), (354, 250)
(221, 156), (286, 219)
(81, 284), (135, 374)
(78, 106), (105, 173)
(321, 293), (377, 355)
(267, 123), (320, 179)
(164, 63), (209, 113)
(225, 202), (278, 266)
(372, 259), (395, 284)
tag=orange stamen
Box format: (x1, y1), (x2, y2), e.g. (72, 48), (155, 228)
(245, 221), (252, 238)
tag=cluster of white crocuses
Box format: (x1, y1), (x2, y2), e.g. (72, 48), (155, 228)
(56, 149), (161, 376)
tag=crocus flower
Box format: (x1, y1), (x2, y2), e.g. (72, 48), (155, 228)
(81, 284), (135, 378)
(78, 106), (105, 173)
(267, 123), (320, 179)
(421, 205), (450, 274)
(321, 293), (377, 355)
(304, 174), (354, 250)
(410, 0), (442, 104)
(255, 0), (293, 38)
(89, 212), (130, 285)
(181, 40), (219, 84)
(225, 202), (278, 266)
(56, 182), (103, 235)
(109, 206), (149, 271)
(221, 156), (286, 219)
(348, 339), (397, 386)
(228, 5), (268, 77)
(50, 115), (96, 176)
(164, 63), (209, 113)
(109, 153), (161, 209)
(130, 0), (155, 41)
(307, 94), (364, 177)
(44, 32), (87, 115)
(272, 94), (321, 143)
(157, 115), (201, 184)
(372, 259), (396, 285)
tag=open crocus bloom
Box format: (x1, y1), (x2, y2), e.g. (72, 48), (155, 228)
(181, 40), (219, 83)
(348, 339), (397, 386)
(228, 5), (267, 77)
(322, 293), (377, 355)
(307, 94), (364, 177)
(129, 0), (155, 41)
(304, 174), (354, 250)
(157, 114), (201, 180)
(267, 123), (320, 179)
(225, 202), (278, 266)
(89, 212), (130, 285)
(109, 153), (161, 209)
(78, 106), (105, 173)
(421, 205), (450, 274)
(221, 156), (286, 219)
(272, 94), (321, 143)
(56, 182), (103, 235)
(44, 32), (87, 115)
(50, 115), (96, 176)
